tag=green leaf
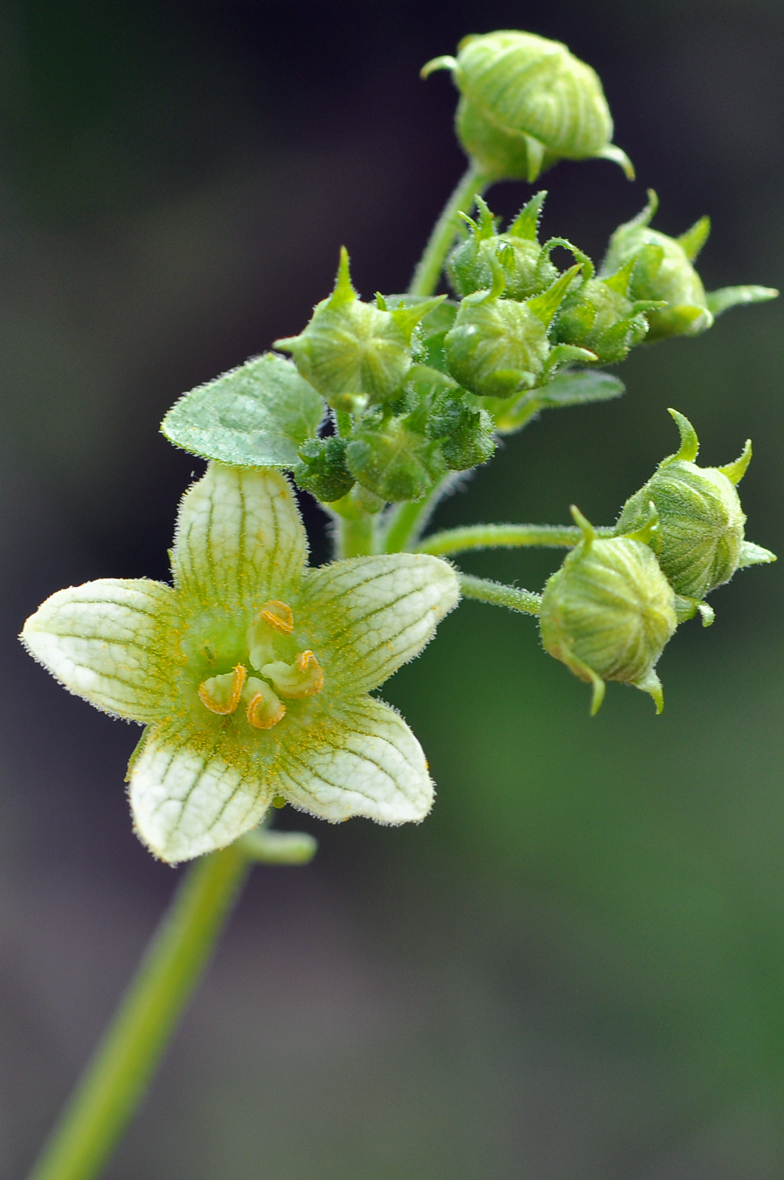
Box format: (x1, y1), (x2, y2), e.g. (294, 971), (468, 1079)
(161, 353), (324, 468)
(484, 368), (625, 434)
(534, 368), (625, 408)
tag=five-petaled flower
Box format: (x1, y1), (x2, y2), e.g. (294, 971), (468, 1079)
(22, 463), (460, 863)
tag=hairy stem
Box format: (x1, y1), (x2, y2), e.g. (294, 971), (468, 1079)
(458, 573), (542, 615)
(381, 476), (458, 553)
(26, 844), (252, 1180)
(417, 522), (615, 557)
(336, 510), (377, 558)
(407, 164), (489, 297)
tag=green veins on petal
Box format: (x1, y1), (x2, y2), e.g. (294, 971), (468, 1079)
(21, 463), (461, 864)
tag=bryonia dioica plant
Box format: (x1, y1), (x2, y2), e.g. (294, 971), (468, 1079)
(20, 29), (778, 1180)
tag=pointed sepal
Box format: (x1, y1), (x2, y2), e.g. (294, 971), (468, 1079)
(596, 143), (635, 180)
(737, 540), (777, 568)
(677, 215), (711, 262)
(327, 246), (357, 310)
(706, 285), (779, 318)
(718, 439), (752, 485)
(665, 408), (700, 464)
(509, 190), (548, 241)
(634, 668), (664, 714)
(528, 263), (584, 327)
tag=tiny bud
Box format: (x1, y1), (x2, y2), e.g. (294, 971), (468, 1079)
(448, 192), (560, 300)
(539, 506), (677, 714)
(426, 389), (496, 470)
(615, 409), (776, 601)
(422, 31), (634, 183)
(346, 417), (447, 502)
(601, 192), (713, 340)
(275, 248), (444, 409)
(294, 436), (355, 503)
(444, 262), (594, 398)
(553, 257), (664, 364)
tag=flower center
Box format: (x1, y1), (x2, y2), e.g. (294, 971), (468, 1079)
(196, 600), (323, 730)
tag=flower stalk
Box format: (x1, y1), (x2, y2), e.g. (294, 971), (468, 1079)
(26, 844), (251, 1180)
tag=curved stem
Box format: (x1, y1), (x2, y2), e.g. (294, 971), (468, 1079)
(458, 573), (542, 615)
(416, 522), (615, 557)
(407, 164), (489, 297)
(26, 844), (252, 1180)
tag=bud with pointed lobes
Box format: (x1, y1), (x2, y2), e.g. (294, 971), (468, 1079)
(444, 260), (596, 399)
(447, 191), (560, 300)
(601, 191), (778, 341)
(422, 31), (634, 184)
(615, 409), (776, 602)
(293, 436), (355, 503)
(552, 255), (665, 364)
(425, 388), (496, 470)
(346, 417), (448, 504)
(275, 249), (444, 412)
(539, 506), (678, 715)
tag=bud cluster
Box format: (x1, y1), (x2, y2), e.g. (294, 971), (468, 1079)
(272, 179), (774, 507)
(539, 410), (776, 712)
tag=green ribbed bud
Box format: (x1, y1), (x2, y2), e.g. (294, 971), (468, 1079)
(601, 191), (778, 341)
(552, 256), (664, 364)
(447, 192), (559, 300)
(422, 31), (634, 183)
(293, 436), (355, 503)
(539, 506), (677, 715)
(346, 417), (447, 503)
(615, 409), (776, 602)
(425, 388), (496, 470)
(275, 249), (444, 412)
(444, 261), (596, 398)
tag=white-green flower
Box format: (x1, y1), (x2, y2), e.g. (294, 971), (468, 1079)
(22, 463), (460, 863)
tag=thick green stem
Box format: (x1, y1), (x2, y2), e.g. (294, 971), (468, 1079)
(459, 573), (542, 615)
(336, 510), (377, 558)
(381, 476), (456, 553)
(407, 164), (489, 297)
(26, 844), (252, 1180)
(416, 522), (615, 557)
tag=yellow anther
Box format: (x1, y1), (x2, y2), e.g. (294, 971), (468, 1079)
(259, 600), (294, 634)
(244, 676), (286, 730)
(198, 664), (247, 715)
(261, 650), (324, 699)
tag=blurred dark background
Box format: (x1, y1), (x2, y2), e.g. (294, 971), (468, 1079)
(2, 1), (784, 1176)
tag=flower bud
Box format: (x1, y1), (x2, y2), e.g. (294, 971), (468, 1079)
(422, 31), (634, 183)
(615, 409), (776, 601)
(275, 249), (444, 411)
(444, 260), (596, 398)
(447, 192), (559, 300)
(552, 256), (664, 364)
(539, 506), (677, 714)
(346, 417), (447, 503)
(425, 388), (496, 470)
(601, 191), (778, 342)
(293, 436), (355, 503)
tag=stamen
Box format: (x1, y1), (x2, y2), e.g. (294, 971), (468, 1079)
(198, 664), (247, 715)
(261, 650), (324, 698)
(260, 600), (294, 634)
(244, 676), (286, 730)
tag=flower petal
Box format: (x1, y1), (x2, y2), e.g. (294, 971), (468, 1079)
(171, 463), (307, 608)
(21, 579), (179, 722)
(276, 696), (434, 824)
(299, 554), (460, 692)
(129, 726), (273, 863)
